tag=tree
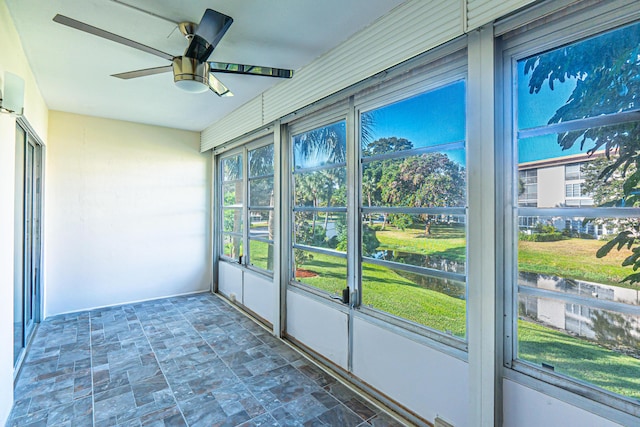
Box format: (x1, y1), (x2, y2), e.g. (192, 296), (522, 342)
(378, 152), (466, 230)
(294, 122), (346, 166)
(222, 155), (243, 258)
(362, 137), (413, 228)
(523, 23), (640, 284)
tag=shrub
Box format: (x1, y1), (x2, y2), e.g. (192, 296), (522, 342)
(519, 232), (566, 242)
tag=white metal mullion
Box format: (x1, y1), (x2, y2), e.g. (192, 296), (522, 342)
(346, 96), (358, 373)
(467, 27), (496, 427)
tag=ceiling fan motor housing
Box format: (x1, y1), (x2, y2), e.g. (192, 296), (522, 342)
(172, 56), (209, 93)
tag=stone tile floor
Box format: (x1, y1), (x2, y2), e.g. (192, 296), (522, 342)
(7, 293), (405, 426)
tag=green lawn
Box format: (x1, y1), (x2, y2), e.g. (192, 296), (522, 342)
(519, 320), (640, 400)
(519, 238), (635, 289)
(372, 223), (466, 263)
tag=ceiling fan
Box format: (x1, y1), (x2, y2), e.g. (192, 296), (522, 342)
(52, 8), (294, 96)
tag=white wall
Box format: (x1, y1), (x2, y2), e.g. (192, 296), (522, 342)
(286, 290), (349, 369)
(503, 379), (624, 427)
(352, 317), (469, 426)
(0, 0), (49, 424)
(45, 111), (210, 316)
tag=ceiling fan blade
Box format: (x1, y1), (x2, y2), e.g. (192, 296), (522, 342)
(53, 14), (174, 61)
(184, 9), (233, 62)
(112, 65), (173, 79)
(208, 74), (233, 97)
(209, 62), (293, 78)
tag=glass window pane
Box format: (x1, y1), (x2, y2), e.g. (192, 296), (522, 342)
(294, 168), (346, 207)
(362, 262), (466, 338)
(517, 22), (640, 130)
(249, 144), (274, 177)
(362, 150), (465, 208)
(249, 240), (273, 271)
(518, 123), (640, 209)
(249, 210), (272, 240)
(249, 177), (274, 207)
(223, 209), (243, 233)
(294, 212), (345, 250)
(518, 295), (640, 400)
(361, 81), (465, 156)
(223, 182), (243, 207)
(222, 155), (242, 181)
(293, 250), (346, 295)
(293, 121), (346, 169)
(518, 215), (636, 291)
(363, 214), (466, 273)
(223, 234), (243, 259)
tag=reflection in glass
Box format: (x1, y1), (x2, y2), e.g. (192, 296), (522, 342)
(293, 249), (346, 295)
(250, 240), (273, 271)
(294, 168), (346, 207)
(361, 80), (465, 155)
(294, 212), (346, 250)
(293, 121), (347, 169)
(249, 144), (274, 177)
(362, 151), (465, 208)
(223, 209), (242, 233)
(223, 234), (242, 259)
(249, 177), (274, 207)
(518, 295), (640, 400)
(222, 155), (242, 181)
(362, 262), (466, 337)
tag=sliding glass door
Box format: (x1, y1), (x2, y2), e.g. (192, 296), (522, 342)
(14, 121), (43, 368)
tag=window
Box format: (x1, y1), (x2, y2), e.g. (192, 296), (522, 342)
(221, 153), (243, 260)
(219, 140), (275, 273)
(511, 19), (640, 410)
(248, 144), (275, 271)
(519, 169), (538, 207)
(291, 121), (347, 295)
(359, 81), (467, 339)
(564, 163), (583, 181)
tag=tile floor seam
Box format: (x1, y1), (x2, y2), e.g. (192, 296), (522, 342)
(167, 297), (279, 426)
(133, 299), (191, 426)
(89, 312), (96, 427)
(8, 294), (405, 427)
(197, 297), (373, 427)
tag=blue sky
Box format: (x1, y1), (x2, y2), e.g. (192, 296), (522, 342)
(517, 59), (586, 164)
(364, 81), (467, 166)
(294, 69), (583, 169)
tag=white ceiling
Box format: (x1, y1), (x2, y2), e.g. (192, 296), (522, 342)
(5, 0), (405, 132)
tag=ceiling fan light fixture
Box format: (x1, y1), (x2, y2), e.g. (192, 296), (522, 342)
(172, 57), (209, 93)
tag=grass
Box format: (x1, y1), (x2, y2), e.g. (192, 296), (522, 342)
(519, 320), (640, 400)
(519, 238), (636, 289)
(361, 262), (465, 336)
(372, 223), (466, 263)
(293, 247), (466, 337)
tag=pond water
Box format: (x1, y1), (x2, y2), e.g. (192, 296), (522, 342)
(519, 272), (640, 352)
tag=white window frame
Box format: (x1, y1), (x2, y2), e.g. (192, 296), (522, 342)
(499, 1), (640, 419)
(287, 102), (350, 301)
(353, 48), (469, 350)
(218, 135), (276, 277)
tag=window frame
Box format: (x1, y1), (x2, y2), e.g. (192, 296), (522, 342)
(218, 135), (276, 276)
(353, 49), (469, 350)
(500, 3), (640, 417)
(287, 103), (350, 300)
